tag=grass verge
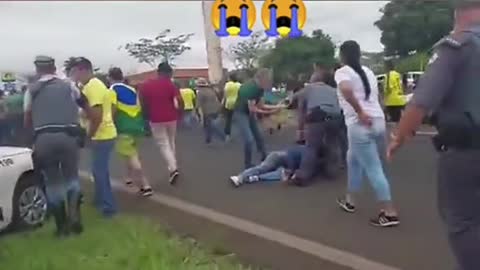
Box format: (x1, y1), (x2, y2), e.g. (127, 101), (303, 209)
(0, 206), (258, 270)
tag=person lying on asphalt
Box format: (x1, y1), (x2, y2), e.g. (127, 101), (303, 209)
(229, 145), (306, 187)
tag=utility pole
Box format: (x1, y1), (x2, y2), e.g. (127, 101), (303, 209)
(201, 0), (224, 91)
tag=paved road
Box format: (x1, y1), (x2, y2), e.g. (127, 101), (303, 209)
(80, 125), (454, 270)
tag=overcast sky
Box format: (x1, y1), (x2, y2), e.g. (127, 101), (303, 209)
(0, 1), (387, 75)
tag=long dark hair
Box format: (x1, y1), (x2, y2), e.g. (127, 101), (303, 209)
(339, 41), (371, 100)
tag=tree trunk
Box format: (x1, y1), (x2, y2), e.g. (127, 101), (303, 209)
(201, 0), (224, 91)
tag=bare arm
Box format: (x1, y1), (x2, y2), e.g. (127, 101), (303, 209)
(87, 105), (102, 138)
(338, 81), (364, 115)
(248, 100), (275, 115)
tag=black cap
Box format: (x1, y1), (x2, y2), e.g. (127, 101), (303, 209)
(34, 55), (55, 66)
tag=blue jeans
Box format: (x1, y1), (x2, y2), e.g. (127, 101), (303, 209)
(182, 110), (197, 129)
(346, 118), (392, 201)
(235, 112), (266, 168)
(91, 139), (117, 216)
(204, 113), (225, 143)
(238, 151), (286, 182)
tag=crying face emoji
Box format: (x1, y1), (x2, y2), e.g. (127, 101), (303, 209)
(211, 0), (256, 37)
(262, 0), (306, 38)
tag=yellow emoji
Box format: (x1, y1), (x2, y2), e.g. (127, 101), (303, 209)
(261, 0), (306, 38)
(211, 0), (256, 37)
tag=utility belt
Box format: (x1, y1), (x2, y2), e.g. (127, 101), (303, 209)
(432, 126), (480, 152)
(305, 107), (342, 124)
(33, 124), (86, 148)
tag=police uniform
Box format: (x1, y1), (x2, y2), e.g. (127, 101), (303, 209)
(27, 56), (87, 237)
(409, 23), (480, 270)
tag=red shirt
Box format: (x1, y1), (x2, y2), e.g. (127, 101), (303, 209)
(140, 76), (180, 123)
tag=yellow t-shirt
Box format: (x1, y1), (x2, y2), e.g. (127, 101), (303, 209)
(82, 78), (117, 140)
(180, 88), (196, 110)
(384, 71), (406, 106)
(224, 81), (241, 110)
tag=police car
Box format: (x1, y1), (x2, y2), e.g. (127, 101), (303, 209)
(0, 146), (47, 231)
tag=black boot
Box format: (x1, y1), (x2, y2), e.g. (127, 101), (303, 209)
(52, 202), (69, 237)
(67, 191), (83, 235)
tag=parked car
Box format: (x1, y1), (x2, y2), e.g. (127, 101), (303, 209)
(0, 146), (47, 231)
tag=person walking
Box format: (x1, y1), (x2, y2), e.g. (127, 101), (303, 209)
(179, 81), (198, 129)
(387, 2), (480, 269)
(383, 60), (407, 124)
(196, 78), (226, 145)
(140, 62), (184, 184)
(24, 56), (88, 236)
(70, 57), (118, 217)
(223, 74), (241, 141)
(234, 68), (281, 169)
(108, 67), (152, 197)
(289, 68), (343, 186)
(335, 41), (400, 228)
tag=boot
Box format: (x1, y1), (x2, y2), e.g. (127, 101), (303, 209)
(67, 190), (83, 235)
(52, 202), (69, 237)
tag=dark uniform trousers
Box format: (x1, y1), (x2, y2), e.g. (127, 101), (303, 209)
(295, 110), (344, 184)
(438, 149), (480, 270)
(33, 132), (80, 207)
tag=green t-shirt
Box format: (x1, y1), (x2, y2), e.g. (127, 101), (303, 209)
(5, 93), (24, 115)
(234, 81), (263, 114)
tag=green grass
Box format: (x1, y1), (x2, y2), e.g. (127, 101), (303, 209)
(0, 207), (256, 270)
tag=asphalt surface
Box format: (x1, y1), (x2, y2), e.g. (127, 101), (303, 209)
(80, 124), (455, 270)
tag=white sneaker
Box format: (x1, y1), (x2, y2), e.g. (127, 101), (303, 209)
(229, 176), (243, 187)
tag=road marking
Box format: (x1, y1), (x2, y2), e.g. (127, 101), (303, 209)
(80, 171), (403, 270)
(415, 131), (437, 136)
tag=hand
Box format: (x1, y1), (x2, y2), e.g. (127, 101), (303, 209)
(358, 111), (372, 127)
(386, 132), (402, 162)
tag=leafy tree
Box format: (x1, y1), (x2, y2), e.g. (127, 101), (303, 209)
(260, 29), (336, 84)
(375, 0), (453, 57)
(361, 51), (386, 74)
(121, 29), (194, 67)
(228, 31), (270, 72)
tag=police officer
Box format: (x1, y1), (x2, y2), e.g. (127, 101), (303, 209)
(290, 68), (343, 185)
(387, 2), (480, 269)
(24, 56), (88, 237)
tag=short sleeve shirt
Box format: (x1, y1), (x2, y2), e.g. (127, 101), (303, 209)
(180, 88), (196, 111)
(82, 77), (117, 140)
(334, 65), (385, 126)
(140, 76), (181, 123)
(234, 81), (263, 114)
(224, 81), (241, 110)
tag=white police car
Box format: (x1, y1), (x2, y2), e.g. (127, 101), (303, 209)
(0, 147), (47, 231)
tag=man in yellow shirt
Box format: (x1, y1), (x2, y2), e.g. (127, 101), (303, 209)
(384, 61), (407, 123)
(70, 57), (117, 217)
(223, 74), (241, 140)
(179, 82), (197, 128)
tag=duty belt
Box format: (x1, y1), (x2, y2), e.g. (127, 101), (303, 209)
(33, 124), (82, 140)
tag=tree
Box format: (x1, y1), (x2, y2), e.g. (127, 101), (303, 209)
(260, 29), (336, 84)
(375, 0), (453, 57)
(228, 31), (270, 71)
(121, 29), (194, 67)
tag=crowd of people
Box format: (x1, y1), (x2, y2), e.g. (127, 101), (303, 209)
(17, 38), (401, 240)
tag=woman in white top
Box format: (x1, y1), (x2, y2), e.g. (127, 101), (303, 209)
(334, 40), (399, 228)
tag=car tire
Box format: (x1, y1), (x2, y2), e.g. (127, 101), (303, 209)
(10, 173), (48, 230)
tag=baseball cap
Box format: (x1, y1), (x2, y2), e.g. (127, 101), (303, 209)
(34, 55), (55, 66)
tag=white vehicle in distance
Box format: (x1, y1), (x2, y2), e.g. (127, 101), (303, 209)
(0, 146), (48, 231)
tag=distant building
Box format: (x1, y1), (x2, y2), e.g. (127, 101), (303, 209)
(127, 68), (227, 87)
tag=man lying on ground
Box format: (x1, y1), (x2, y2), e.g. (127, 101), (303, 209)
(229, 145), (306, 187)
